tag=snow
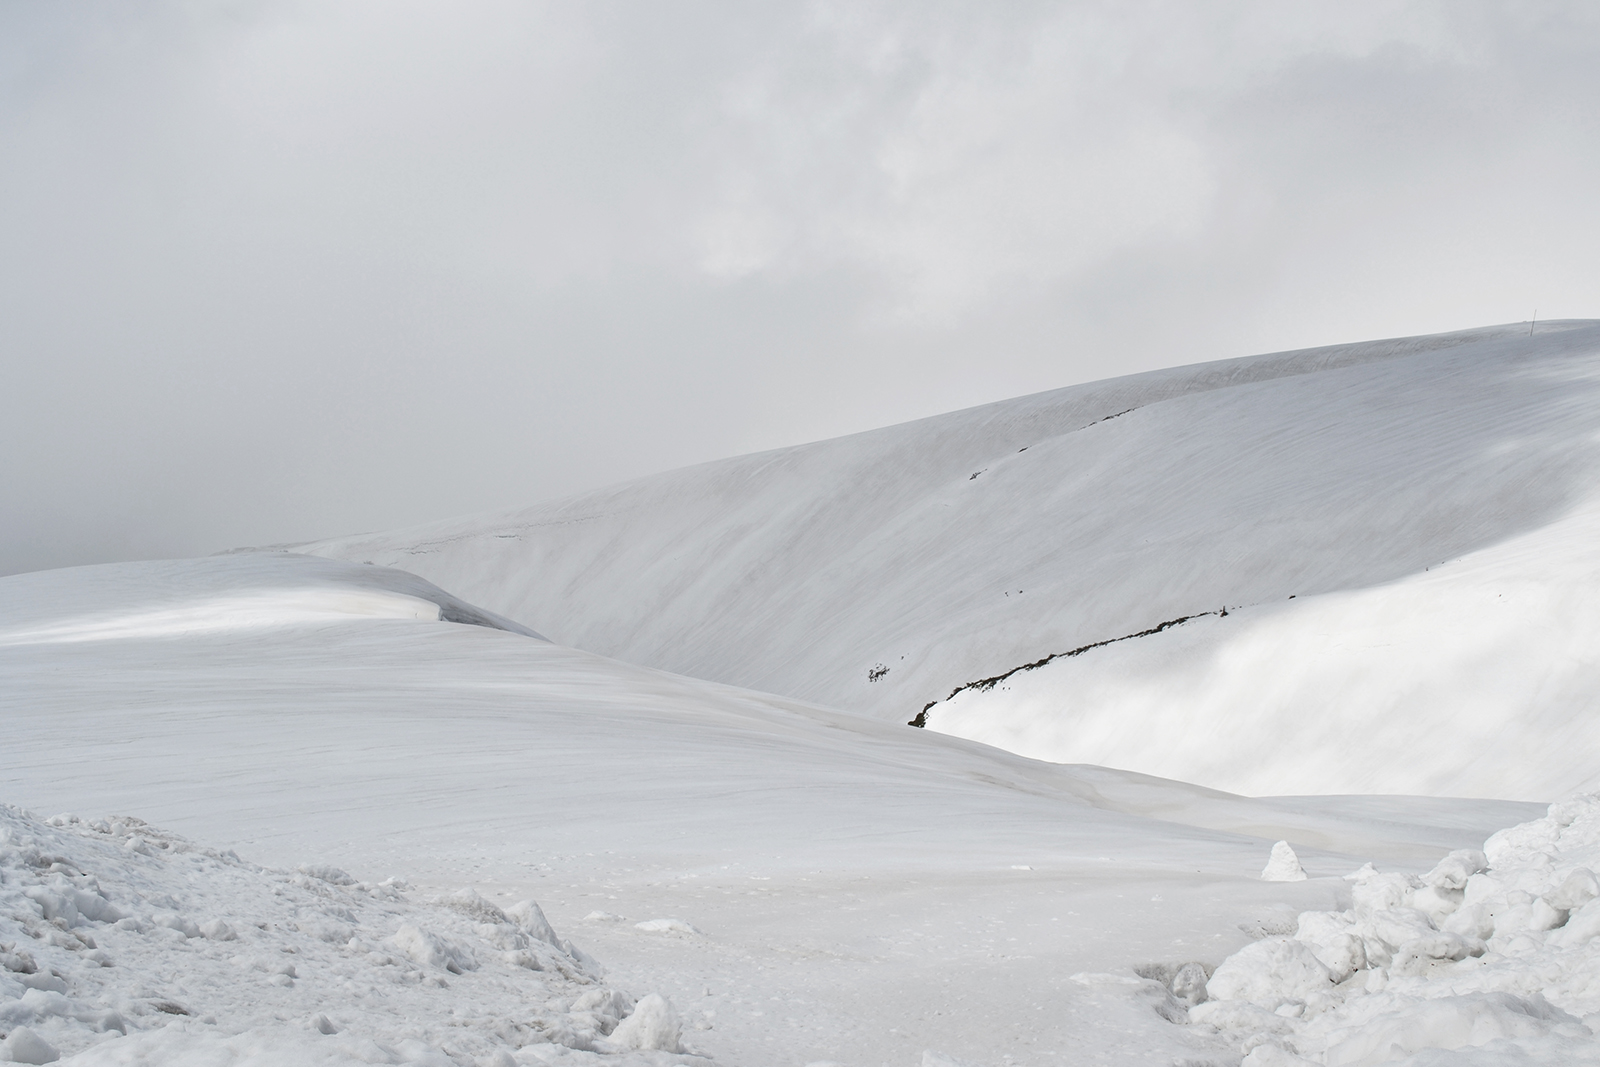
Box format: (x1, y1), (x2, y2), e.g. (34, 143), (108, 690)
(1189, 795), (1600, 1065)
(6, 323), (1600, 1062)
(0, 551), (1547, 1064)
(299, 321), (1600, 799)
(0, 804), (696, 1066)
(0, 555), (539, 647)
(932, 496), (1600, 799)
(1264, 843), (1309, 883)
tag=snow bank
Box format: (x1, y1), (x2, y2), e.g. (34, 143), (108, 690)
(0, 805), (702, 1066)
(1185, 795), (1600, 1064)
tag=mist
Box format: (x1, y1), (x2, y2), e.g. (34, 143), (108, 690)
(2, 0), (1597, 576)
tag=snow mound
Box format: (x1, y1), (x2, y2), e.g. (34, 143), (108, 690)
(0, 805), (705, 1065)
(1263, 841), (1309, 882)
(1191, 794), (1600, 1064)
(607, 995), (682, 1053)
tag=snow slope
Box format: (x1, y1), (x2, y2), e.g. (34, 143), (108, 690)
(301, 321), (1600, 799)
(0, 553), (1543, 1065)
(934, 498), (1600, 799)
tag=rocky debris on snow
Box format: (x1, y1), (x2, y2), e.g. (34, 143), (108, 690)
(1186, 794), (1600, 1064)
(0, 804), (702, 1066)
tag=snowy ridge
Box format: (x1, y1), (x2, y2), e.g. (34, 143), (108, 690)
(0, 804), (699, 1066)
(303, 321), (1600, 798)
(1175, 795), (1600, 1065)
(0, 554), (542, 647)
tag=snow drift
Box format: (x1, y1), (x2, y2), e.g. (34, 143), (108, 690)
(303, 321), (1600, 798)
(1184, 792), (1600, 1065)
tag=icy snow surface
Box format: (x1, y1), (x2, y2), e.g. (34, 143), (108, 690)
(0, 553), (1547, 1065)
(302, 321), (1600, 798)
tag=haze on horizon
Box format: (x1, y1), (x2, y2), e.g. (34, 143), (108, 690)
(3, 0), (1597, 577)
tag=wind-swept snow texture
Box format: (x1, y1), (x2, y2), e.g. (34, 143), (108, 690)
(304, 321), (1600, 800)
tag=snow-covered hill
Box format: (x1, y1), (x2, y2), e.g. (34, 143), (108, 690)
(0, 553), (1543, 1065)
(10, 322), (1600, 1064)
(304, 321), (1600, 799)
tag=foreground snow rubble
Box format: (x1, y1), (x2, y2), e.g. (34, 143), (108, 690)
(8, 792), (1600, 1066)
(0, 805), (701, 1066)
(1182, 794), (1600, 1065)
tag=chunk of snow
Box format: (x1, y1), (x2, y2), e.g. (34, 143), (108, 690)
(296, 864), (356, 886)
(1422, 848), (1488, 890)
(1350, 871), (1417, 914)
(1261, 841), (1307, 882)
(199, 918), (237, 941)
(504, 899), (560, 945)
(435, 886), (509, 925)
(1294, 911), (1365, 982)
(607, 993), (682, 1052)
(387, 923), (479, 974)
(1545, 867), (1600, 911)
(2, 1027), (60, 1064)
(1205, 938), (1333, 1005)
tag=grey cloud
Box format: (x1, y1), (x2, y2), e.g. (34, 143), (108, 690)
(2, 0), (1596, 575)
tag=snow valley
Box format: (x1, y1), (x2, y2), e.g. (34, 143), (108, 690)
(5, 322), (1600, 1065)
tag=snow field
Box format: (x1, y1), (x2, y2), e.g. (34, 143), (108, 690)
(0, 805), (699, 1066)
(0, 553), (1555, 1064)
(1184, 796), (1600, 1064)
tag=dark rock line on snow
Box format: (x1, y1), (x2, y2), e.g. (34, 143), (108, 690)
(908, 607), (1227, 728)
(1092, 407), (1136, 426)
(1014, 405), (1139, 455)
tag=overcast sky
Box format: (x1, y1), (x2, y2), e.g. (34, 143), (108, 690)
(2, 1), (1597, 576)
